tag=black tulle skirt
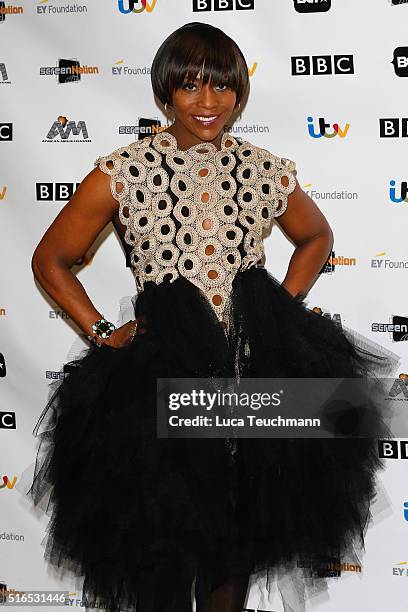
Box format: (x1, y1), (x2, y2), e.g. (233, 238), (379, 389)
(26, 266), (400, 612)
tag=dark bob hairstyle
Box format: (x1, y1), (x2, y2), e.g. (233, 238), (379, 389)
(151, 22), (249, 108)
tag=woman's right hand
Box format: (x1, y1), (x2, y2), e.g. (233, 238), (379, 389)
(94, 316), (148, 349)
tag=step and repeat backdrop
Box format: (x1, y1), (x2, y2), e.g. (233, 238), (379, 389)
(1, 0), (408, 610)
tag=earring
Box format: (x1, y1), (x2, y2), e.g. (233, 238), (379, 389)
(236, 102), (241, 112)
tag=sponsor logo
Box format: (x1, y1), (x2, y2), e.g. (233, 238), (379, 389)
(371, 252), (408, 269)
(45, 371), (66, 380)
(193, 0), (254, 10)
(44, 116), (90, 143)
(386, 376), (408, 401)
(378, 439), (408, 458)
(0, 475), (17, 490)
(0, 2), (23, 22)
(36, 182), (80, 201)
(311, 307), (343, 328)
(0, 412), (16, 429)
(36, 1), (87, 15)
(371, 316), (408, 341)
(40, 59), (99, 83)
(392, 47), (408, 77)
(49, 310), (70, 319)
(292, 54), (354, 76)
(307, 116), (350, 138)
(0, 532), (24, 541)
(117, 0), (158, 13)
(119, 117), (163, 138)
(0, 62), (10, 83)
(0, 123), (12, 140)
(320, 251), (356, 273)
(112, 59), (151, 76)
(0, 353), (6, 378)
(380, 117), (408, 137)
(389, 179), (408, 203)
(294, 0), (331, 13)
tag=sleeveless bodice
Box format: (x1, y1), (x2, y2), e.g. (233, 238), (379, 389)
(94, 131), (296, 322)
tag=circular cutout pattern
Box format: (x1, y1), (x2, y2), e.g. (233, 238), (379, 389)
(218, 223), (243, 248)
(237, 185), (259, 210)
(214, 174), (237, 199)
(173, 199), (198, 225)
(155, 243), (179, 267)
(220, 248), (241, 271)
(156, 267), (179, 285)
(215, 150), (236, 173)
(236, 162), (258, 186)
(153, 217), (176, 243)
(131, 209), (155, 234)
(175, 226), (200, 252)
(165, 150), (194, 173)
(274, 170), (296, 196)
(216, 199), (238, 224)
(136, 232), (158, 257)
(146, 167), (169, 193)
(130, 185), (151, 209)
(137, 146), (162, 168)
(197, 237), (223, 262)
(190, 161), (217, 185)
(196, 211), (220, 238)
(170, 172), (194, 199)
(152, 193), (173, 217)
(178, 252), (202, 278)
(122, 160), (147, 184)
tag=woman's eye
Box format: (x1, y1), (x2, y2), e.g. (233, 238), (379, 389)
(182, 82), (197, 91)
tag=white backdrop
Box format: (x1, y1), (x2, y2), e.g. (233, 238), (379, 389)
(1, 1), (408, 610)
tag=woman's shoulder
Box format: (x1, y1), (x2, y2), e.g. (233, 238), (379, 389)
(93, 135), (153, 176)
(234, 135), (297, 174)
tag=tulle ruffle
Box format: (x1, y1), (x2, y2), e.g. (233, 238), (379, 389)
(25, 266), (400, 612)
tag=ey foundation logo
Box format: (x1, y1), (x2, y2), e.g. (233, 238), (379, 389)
(44, 116), (90, 143)
(0, 2), (23, 22)
(36, 0), (87, 15)
(193, 0), (254, 9)
(118, 0), (158, 13)
(294, 0), (331, 12)
(393, 562), (408, 576)
(372, 315), (408, 341)
(0, 62), (10, 84)
(307, 116), (350, 139)
(40, 59), (99, 83)
(36, 182), (80, 201)
(389, 179), (408, 203)
(292, 55), (354, 76)
(112, 59), (151, 77)
(380, 117), (408, 138)
(371, 252), (408, 270)
(392, 47), (408, 77)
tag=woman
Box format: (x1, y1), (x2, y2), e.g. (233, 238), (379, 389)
(28, 22), (399, 612)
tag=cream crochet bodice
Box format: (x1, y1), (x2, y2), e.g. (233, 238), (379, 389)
(95, 131), (296, 322)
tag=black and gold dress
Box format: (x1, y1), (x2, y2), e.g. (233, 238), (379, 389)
(27, 131), (399, 612)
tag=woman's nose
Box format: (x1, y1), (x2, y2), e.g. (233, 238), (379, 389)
(197, 84), (218, 109)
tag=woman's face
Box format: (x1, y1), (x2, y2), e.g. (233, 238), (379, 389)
(170, 71), (237, 144)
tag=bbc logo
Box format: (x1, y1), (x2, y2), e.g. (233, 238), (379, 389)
(0, 412), (16, 429)
(36, 182), (80, 201)
(378, 440), (408, 459)
(193, 0), (254, 11)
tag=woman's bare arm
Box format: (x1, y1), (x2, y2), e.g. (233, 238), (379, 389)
(276, 176), (334, 298)
(31, 167), (121, 338)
